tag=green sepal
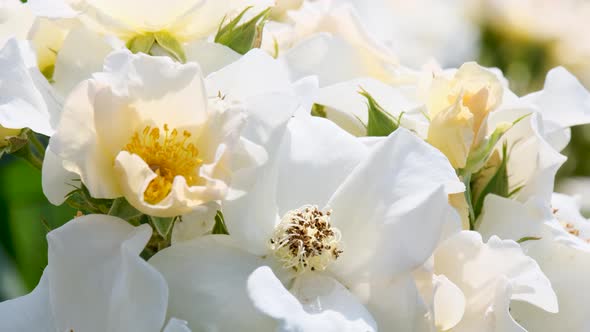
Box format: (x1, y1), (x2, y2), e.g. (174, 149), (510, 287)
(150, 215), (177, 238)
(108, 197), (143, 226)
(463, 113), (530, 174)
(272, 37), (279, 58)
(517, 236), (542, 243)
(508, 185), (524, 198)
(126, 32), (187, 63)
(126, 34), (156, 55)
(142, 214), (174, 259)
(0, 128), (28, 158)
(6, 130), (47, 171)
(154, 31), (187, 63)
(458, 172), (476, 230)
(359, 88), (400, 137)
(471, 143), (510, 220)
(215, 7), (271, 55)
(212, 210), (229, 235)
(311, 103), (327, 118)
(41, 64), (55, 82)
(65, 184), (113, 214)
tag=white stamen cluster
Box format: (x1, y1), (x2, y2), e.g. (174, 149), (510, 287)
(269, 205), (343, 273)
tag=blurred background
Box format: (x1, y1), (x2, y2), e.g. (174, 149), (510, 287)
(2, 0), (590, 301)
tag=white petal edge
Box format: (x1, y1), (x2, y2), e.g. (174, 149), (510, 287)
(248, 266), (377, 332)
(47, 214), (168, 332)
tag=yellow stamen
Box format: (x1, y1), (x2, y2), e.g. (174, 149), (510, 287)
(123, 124), (202, 204)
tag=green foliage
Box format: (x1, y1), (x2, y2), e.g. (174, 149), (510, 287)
(478, 24), (551, 95)
(150, 216), (177, 238)
(471, 143), (510, 220)
(126, 34), (156, 55)
(65, 184), (112, 215)
(0, 158), (76, 296)
(463, 114), (530, 174)
(215, 7), (271, 55)
(212, 210), (229, 235)
(126, 32), (186, 63)
(108, 198), (143, 226)
(154, 31), (186, 63)
(359, 89), (400, 137)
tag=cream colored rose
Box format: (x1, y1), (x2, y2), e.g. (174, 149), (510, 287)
(49, 51), (249, 217)
(427, 62), (503, 169)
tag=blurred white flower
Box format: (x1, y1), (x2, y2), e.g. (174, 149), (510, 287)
(263, 0), (399, 86)
(557, 177), (590, 215)
(338, 0), (479, 68)
(61, 0), (270, 42)
(471, 0), (590, 88)
(470, 0), (571, 43)
(270, 0), (304, 19)
(0, 1), (115, 141)
(1, 0), (87, 81)
(0, 38), (61, 136)
(0, 0), (35, 46)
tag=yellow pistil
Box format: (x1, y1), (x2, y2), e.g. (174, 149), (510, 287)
(123, 124), (202, 204)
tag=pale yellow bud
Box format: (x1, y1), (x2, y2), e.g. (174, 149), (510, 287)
(427, 100), (474, 169)
(427, 62), (503, 168)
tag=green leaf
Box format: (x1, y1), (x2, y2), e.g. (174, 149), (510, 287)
(150, 216), (176, 238)
(212, 210), (229, 235)
(463, 113), (531, 174)
(508, 185), (524, 198)
(126, 34), (155, 55)
(65, 184), (112, 215)
(464, 124), (509, 174)
(216, 8), (250, 39)
(517, 236), (542, 243)
(311, 103), (327, 118)
(359, 88), (399, 137)
(0, 158), (76, 293)
(215, 7), (271, 55)
(471, 143), (510, 220)
(108, 198), (143, 225)
(461, 172), (476, 230)
(154, 31), (186, 63)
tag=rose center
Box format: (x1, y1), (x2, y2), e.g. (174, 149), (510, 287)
(269, 205), (343, 273)
(123, 124), (202, 204)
